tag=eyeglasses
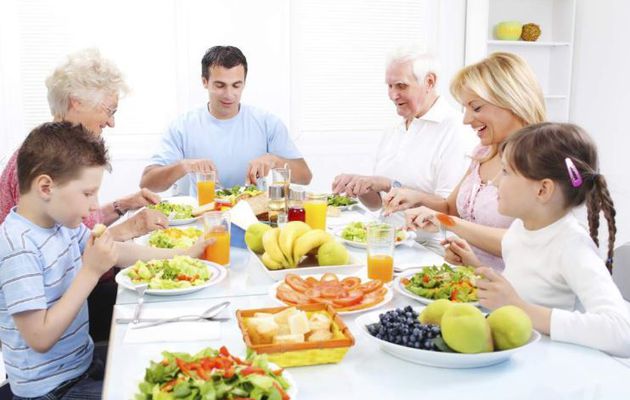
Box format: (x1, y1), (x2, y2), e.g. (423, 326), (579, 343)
(101, 104), (117, 117)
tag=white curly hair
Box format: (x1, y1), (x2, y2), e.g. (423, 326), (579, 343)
(386, 45), (441, 86)
(45, 48), (129, 118)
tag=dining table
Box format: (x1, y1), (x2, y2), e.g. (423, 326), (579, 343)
(102, 207), (630, 399)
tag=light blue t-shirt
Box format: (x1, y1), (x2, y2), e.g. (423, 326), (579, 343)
(0, 209), (93, 397)
(151, 104), (302, 195)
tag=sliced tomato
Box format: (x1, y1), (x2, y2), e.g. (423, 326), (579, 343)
(332, 289), (364, 307)
(304, 287), (322, 299)
(321, 285), (346, 299)
(285, 274), (309, 293)
(277, 290), (309, 305)
(305, 276), (319, 287)
(320, 272), (339, 283)
(400, 277), (410, 286)
(359, 280), (383, 294)
(341, 277), (361, 291)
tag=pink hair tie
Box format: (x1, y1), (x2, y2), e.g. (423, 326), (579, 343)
(565, 157), (583, 188)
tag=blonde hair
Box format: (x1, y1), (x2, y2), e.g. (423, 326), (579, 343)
(45, 48), (129, 118)
(450, 52), (546, 159)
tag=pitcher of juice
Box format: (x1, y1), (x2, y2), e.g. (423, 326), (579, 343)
(196, 172), (216, 206)
(203, 211), (230, 266)
(304, 193), (327, 230)
(366, 223), (395, 283)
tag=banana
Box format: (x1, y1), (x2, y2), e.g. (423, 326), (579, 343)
(262, 252), (285, 270)
(278, 221), (311, 266)
(262, 228), (288, 266)
(292, 229), (332, 266)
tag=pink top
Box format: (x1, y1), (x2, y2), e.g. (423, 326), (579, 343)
(0, 150), (103, 228)
(456, 146), (514, 271)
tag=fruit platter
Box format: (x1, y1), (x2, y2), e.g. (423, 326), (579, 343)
(115, 256), (227, 296)
(245, 221), (362, 280)
(334, 221), (409, 248)
(356, 304), (540, 368)
(270, 273), (393, 315)
(134, 346), (297, 399)
(236, 303), (355, 367)
(394, 264), (479, 305)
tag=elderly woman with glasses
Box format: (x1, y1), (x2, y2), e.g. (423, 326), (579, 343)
(0, 48), (168, 239)
(0, 48), (168, 341)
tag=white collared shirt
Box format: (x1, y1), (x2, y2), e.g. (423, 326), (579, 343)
(373, 96), (476, 197)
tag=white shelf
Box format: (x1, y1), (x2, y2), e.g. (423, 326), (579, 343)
(487, 40), (570, 47)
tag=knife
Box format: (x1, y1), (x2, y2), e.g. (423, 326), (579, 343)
(116, 316), (229, 324)
(130, 301), (230, 330)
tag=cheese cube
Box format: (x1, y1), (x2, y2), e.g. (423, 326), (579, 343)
(288, 312), (310, 335)
(307, 329), (333, 342)
(273, 333), (305, 344)
(308, 313), (331, 331)
(273, 307), (298, 325)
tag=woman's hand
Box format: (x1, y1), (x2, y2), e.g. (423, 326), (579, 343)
(442, 237), (482, 267)
(475, 266), (524, 310)
(404, 206), (440, 232)
(118, 188), (161, 212)
(382, 188), (423, 215)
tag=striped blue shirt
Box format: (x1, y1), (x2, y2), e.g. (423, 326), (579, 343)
(0, 209), (93, 397)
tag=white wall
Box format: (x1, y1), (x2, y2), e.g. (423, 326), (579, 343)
(570, 0), (630, 246)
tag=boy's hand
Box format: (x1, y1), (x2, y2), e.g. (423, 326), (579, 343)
(184, 236), (216, 259)
(442, 237), (482, 267)
(83, 229), (118, 277)
(475, 267), (523, 310)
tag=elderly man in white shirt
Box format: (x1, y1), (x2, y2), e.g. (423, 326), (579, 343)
(332, 47), (475, 212)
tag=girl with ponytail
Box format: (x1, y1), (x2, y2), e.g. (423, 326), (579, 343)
(446, 122), (630, 356)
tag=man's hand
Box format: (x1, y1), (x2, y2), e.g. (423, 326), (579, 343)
(331, 174), (390, 197)
(247, 154), (280, 184)
(83, 229), (118, 276)
(382, 188), (423, 215)
(475, 267), (524, 310)
(117, 188), (161, 212)
(180, 159), (218, 175)
(442, 237), (482, 267)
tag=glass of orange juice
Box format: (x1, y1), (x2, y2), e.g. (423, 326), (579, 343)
(304, 193), (327, 230)
(366, 223), (395, 283)
(196, 172), (216, 206)
(202, 211), (230, 266)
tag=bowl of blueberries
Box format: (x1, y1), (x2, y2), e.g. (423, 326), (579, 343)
(355, 305), (540, 368)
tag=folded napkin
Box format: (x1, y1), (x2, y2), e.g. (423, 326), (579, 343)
(124, 320), (221, 344)
(230, 199), (259, 230)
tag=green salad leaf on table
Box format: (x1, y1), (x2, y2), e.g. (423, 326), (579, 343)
(126, 256), (211, 289)
(401, 263), (478, 302)
(340, 222), (406, 243)
(148, 202), (194, 220)
(148, 227), (203, 249)
(136, 346), (291, 400)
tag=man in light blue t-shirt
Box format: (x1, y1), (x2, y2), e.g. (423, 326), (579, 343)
(141, 46), (312, 195)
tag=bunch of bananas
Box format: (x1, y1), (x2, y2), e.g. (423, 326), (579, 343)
(258, 221), (334, 270)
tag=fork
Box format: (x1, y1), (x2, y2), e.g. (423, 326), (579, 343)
(132, 284), (148, 324)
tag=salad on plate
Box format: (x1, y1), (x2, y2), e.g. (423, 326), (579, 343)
(340, 222), (406, 244)
(401, 264), (478, 303)
(148, 201), (194, 220)
(126, 255), (211, 289)
(148, 227), (203, 249)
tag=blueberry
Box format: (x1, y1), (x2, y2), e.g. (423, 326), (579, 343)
(423, 339), (432, 349)
(431, 326), (441, 335)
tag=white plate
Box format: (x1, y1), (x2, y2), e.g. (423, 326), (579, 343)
(134, 227), (203, 248)
(355, 307), (541, 368)
(249, 248), (364, 281)
(393, 268), (480, 306)
(268, 273), (393, 315)
(332, 226), (410, 249)
(115, 260), (227, 296)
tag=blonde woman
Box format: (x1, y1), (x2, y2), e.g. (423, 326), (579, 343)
(404, 52), (546, 271)
(0, 49), (167, 241)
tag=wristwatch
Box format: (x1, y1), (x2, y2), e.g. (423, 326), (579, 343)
(391, 179), (402, 189)
(112, 200), (126, 217)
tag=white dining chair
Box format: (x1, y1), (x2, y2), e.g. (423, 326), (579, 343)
(613, 242), (630, 301)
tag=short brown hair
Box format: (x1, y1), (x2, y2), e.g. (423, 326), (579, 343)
(501, 122), (616, 271)
(17, 121), (110, 194)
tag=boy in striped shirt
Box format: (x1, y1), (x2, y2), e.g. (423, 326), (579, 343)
(0, 122), (210, 399)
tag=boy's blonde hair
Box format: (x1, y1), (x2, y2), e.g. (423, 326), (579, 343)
(45, 48), (129, 118)
(450, 52), (546, 158)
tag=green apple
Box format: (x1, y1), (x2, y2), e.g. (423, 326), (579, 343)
(441, 303), (493, 354)
(419, 299), (453, 327)
(317, 241), (349, 266)
(495, 21), (523, 41)
(487, 305), (532, 350)
(245, 223), (272, 254)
